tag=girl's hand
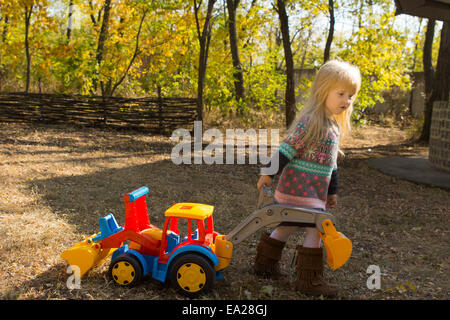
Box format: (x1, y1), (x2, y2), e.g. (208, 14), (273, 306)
(257, 175), (273, 190)
(326, 194), (338, 209)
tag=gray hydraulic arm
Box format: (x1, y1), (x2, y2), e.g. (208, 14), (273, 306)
(225, 186), (336, 245)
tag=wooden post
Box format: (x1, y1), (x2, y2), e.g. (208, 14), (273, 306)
(157, 86), (163, 132)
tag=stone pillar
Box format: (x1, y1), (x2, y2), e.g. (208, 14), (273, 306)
(429, 101), (450, 173)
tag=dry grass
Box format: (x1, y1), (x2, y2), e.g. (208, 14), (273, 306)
(0, 116), (448, 300)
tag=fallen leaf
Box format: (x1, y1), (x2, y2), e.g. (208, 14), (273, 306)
(407, 281), (416, 291)
(260, 285), (274, 297)
(396, 284), (407, 293)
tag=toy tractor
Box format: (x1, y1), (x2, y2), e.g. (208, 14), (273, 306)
(61, 187), (232, 296)
(61, 186), (352, 297)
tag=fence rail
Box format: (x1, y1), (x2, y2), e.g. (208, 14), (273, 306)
(0, 92), (198, 134)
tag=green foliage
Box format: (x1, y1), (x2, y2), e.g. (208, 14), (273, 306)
(0, 0), (439, 126)
(337, 10), (412, 123)
(244, 54), (286, 113)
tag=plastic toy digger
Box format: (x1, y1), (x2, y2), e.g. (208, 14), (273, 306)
(60, 186), (352, 297)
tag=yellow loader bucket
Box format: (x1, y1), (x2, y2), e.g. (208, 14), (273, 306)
(320, 219), (352, 270)
(60, 234), (115, 278)
(213, 234), (233, 271)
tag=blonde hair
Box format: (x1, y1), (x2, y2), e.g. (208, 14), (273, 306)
(289, 59), (361, 152)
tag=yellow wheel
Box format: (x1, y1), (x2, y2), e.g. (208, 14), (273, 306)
(170, 254), (215, 297)
(109, 254), (142, 287)
(176, 263), (207, 292)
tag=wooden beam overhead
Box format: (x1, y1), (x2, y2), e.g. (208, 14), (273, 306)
(394, 0), (450, 21)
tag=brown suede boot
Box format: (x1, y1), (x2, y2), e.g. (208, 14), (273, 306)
(253, 233), (286, 279)
(294, 246), (339, 297)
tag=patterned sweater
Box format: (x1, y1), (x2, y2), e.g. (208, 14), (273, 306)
(270, 116), (340, 209)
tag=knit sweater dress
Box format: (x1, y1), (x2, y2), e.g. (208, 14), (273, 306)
(270, 116), (340, 210)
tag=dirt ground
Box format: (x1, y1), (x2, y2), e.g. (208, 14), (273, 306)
(0, 119), (448, 300)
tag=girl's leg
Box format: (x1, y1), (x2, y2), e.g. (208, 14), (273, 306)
(302, 227), (321, 248)
(270, 225), (301, 242)
(254, 225), (300, 278)
(271, 226), (321, 247)
(295, 227), (338, 297)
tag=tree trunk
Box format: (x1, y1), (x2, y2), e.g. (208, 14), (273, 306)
(408, 18), (423, 114)
(226, 0), (245, 111)
(323, 0), (335, 63)
(423, 19), (435, 100)
(194, 0), (216, 122)
(89, 0), (100, 26)
(419, 19), (435, 140)
(432, 22), (449, 102)
(93, 0), (112, 96)
(420, 21), (449, 142)
(276, 0), (296, 128)
(67, 0), (74, 41)
(2, 15), (8, 42)
(24, 4), (33, 93)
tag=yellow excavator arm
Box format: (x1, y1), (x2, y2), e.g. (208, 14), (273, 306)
(224, 186), (352, 270)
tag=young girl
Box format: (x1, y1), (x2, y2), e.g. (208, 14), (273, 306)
(255, 60), (361, 297)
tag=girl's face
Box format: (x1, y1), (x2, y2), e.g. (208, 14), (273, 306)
(325, 84), (355, 117)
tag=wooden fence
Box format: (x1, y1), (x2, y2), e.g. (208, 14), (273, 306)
(0, 92), (198, 134)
